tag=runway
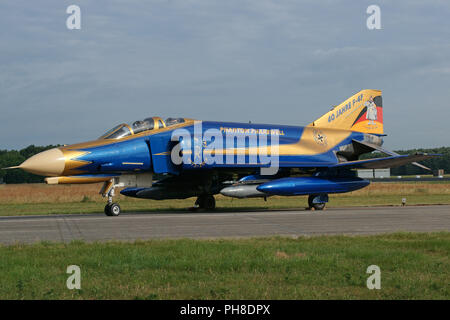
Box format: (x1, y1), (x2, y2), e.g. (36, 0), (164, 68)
(0, 205), (449, 244)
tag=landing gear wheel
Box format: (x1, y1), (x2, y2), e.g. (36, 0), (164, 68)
(308, 195), (326, 211)
(195, 195), (216, 210)
(104, 203), (112, 215)
(203, 195), (215, 210)
(311, 202), (325, 211)
(105, 203), (121, 216)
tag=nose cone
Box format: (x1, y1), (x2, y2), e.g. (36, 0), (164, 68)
(19, 148), (65, 176)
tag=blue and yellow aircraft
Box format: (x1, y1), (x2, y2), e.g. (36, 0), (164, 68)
(7, 89), (436, 216)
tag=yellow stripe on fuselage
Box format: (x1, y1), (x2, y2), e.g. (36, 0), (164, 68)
(179, 126), (351, 156)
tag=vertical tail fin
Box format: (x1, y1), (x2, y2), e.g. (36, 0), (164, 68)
(308, 89), (383, 134)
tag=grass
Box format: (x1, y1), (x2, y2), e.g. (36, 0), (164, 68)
(0, 182), (449, 216)
(0, 233), (448, 299)
(1, 184), (448, 299)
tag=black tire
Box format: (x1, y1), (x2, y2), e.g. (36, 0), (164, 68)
(195, 196), (205, 208)
(105, 203), (121, 216)
(308, 195), (326, 211)
(203, 195), (216, 210)
(104, 203), (112, 215)
(312, 202), (325, 210)
(195, 195), (216, 210)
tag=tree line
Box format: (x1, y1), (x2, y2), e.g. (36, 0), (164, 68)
(0, 145), (449, 184)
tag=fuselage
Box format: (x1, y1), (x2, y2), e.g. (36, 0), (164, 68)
(19, 118), (383, 180)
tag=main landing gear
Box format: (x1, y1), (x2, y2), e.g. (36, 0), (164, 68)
(195, 195), (216, 210)
(308, 194), (328, 211)
(101, 180), (121, 216)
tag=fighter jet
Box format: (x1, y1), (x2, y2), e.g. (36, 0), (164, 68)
(5, 89), (437, 216)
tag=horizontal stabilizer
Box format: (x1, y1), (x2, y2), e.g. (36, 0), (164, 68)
(332, 153), (440, 169)
(352, 140), (433, 171)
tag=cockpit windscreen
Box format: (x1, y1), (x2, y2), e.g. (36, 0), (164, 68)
(99, 117), (186, 140)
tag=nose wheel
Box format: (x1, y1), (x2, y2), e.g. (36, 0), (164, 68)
(105, 202), (121, 216)
(101, 179), (122, 216)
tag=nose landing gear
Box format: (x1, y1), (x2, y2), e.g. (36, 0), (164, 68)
(101, 179), (121, 216)
(105, 202), (121, 216)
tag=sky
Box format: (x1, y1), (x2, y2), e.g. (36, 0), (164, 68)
(0, 0), (449, 150)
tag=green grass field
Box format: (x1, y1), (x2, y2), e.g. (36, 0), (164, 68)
(0, 182), (449, 216)
(1, 194), (450, 216)
(1, 183), (449, 300)
(1, 233), (448, 299)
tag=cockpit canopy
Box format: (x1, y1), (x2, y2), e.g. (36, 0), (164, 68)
(99, 117), (186, 140)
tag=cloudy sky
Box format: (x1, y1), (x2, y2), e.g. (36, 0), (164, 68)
(1, 0), (449, 150)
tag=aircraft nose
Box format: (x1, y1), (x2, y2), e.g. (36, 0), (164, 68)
(19, 148), (65, 176)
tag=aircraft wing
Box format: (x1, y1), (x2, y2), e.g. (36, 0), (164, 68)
(331, 153), (439, 169)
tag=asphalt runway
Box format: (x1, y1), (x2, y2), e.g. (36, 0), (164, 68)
(0, 205), (449, 244)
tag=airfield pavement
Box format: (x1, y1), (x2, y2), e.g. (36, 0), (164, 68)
(0, 205), (449, 244)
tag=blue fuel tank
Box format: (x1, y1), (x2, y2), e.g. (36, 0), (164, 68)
(256, 176), (370, 196)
